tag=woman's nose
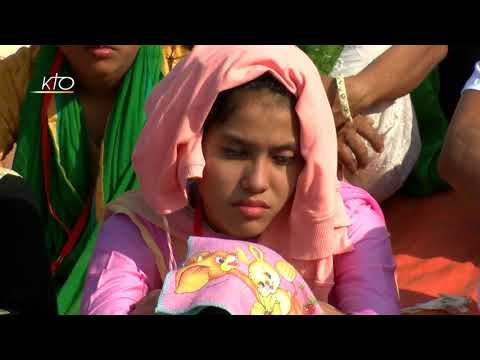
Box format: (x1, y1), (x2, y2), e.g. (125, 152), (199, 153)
(241, 158), (269, 194)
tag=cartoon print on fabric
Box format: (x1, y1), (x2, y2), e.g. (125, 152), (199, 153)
(236, 245), (303, 315)
(156, 237), (325, 315)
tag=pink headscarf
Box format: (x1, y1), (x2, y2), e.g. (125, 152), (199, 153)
(132, 46), (352, 293)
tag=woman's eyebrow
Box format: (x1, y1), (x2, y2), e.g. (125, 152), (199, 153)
(222, 133), (253, 147)
(222, 132), (298, 151)
(271, 144), (298, 152)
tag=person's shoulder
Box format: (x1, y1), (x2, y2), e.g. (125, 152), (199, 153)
(0, 46), (39, 72)
(102, 212), (135, 227)
(0, 46), (40, 157)
(338, 182), (386, 241)
(96, 213), (154, 255)
(339, 181), (380, 208)
(0, 45), (40, 106)
(99, 213), (141, 241)
(100, 211), (166, 249)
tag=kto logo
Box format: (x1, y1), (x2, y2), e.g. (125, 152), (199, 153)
(31, 73), (75, 94)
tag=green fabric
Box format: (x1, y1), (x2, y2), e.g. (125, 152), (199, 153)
(300, 45), (450, 197)
(13, 45), (163, 314)
(401, 68), (450, 196)
(298, 45), (344, 75)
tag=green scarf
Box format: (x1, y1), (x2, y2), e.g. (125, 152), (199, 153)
(13, 45), (163, 314)
(401, 70), (450, 195)
(300, 45), (449, 196)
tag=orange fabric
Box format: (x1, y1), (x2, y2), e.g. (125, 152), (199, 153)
(382, 190), (480, 315)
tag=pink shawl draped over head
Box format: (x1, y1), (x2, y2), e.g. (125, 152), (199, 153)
(132, 45), (352, 298)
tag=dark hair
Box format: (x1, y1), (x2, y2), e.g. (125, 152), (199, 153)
(203, 72), (296, 133)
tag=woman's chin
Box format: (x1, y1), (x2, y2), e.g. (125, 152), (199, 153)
(223, 221), (267, 240)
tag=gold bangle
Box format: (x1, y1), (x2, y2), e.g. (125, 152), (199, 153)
(335, 76), (353, 123)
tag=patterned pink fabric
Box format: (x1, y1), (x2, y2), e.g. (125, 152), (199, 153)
(81, 183), (400, 315)
(156, 237), (325, 315)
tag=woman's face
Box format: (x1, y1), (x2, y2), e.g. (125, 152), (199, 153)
(198, 88), (304, 239)
(58, 45), (140, 93)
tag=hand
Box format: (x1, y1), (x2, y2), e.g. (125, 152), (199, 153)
(336, 114), (384, 174)
(327, 75), (384, 174)
(128, 289), (162, 315)
(318, 301), (344, 315)
(329, 74), (372, 126)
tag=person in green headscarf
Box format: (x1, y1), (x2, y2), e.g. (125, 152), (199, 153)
(0, 45), (189, 315)
(300, 45), (450, 201)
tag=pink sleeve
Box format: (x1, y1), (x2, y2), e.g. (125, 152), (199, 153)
(330, 188), (400, 315)
(80, 214), (162, 315)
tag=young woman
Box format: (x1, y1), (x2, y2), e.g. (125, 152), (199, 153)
(81, 45), (400, 315)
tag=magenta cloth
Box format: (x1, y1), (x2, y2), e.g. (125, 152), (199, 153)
(155, 236), (325, 315)
(81, 182), (400, 315)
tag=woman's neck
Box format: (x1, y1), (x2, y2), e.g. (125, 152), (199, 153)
(78, 90), (118, 147)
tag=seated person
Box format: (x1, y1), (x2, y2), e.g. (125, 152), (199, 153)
(301, 45), (449, 202)
(81, 45), (400, 315)
(439, 61), (480, 209)
(439, 44), (480, 119)
(0, 45), (170, 314)
(0, 169), (57, 315)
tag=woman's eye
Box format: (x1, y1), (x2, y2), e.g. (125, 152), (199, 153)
(258, 282), (265, 288)
(265, 272), (272, 279)
(273, 155), (295, 166)
(215, 256), (225, 264)
(222, 147), (247, 158)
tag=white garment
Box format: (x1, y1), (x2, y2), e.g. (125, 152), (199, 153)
(330, 45), (422, 203)
(463, 61), (480, 92)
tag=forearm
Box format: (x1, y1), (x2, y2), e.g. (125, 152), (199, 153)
(332, 233), (400, 315)
(322, 45), (448, 118)
(355, 45), (448, 110)
(332, 189), (400, 315)
(439, 90), (480, 203)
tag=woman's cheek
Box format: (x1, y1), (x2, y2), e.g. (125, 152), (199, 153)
(207, 159), (244, 191)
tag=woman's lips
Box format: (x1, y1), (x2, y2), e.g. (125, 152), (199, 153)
(86, 45), (114, 58)
(236, 206), (268, 219)
(232, 199), (270, 220)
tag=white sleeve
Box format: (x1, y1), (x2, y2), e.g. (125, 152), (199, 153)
(463, 61), (480, 92)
